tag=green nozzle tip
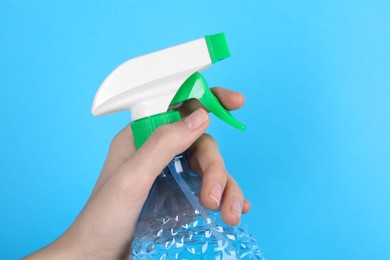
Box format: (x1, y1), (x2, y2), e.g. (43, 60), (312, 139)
(205, 33), (231, 63)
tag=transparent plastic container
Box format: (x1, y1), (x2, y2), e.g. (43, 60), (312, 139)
(130, 153), (264, 259)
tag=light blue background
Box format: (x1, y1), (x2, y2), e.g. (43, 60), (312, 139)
(1, 1), (389, 259)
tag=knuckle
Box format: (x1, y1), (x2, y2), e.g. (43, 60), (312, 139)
(200, 133), (217, 146)
(110, 131), (123, 149)
(204, 162), (228, 181)
(193, 133), (219, 153)
(109, 129), (134, 160)
(226, 176), (244, 199)
(207, 161), (225, 173)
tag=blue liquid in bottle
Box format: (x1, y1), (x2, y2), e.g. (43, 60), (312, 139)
(131, 153), (264, 259)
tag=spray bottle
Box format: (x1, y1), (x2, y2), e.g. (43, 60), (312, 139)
(92, 33), (264, 259)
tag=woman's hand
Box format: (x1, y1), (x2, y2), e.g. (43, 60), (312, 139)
(25, 88), (250, 260)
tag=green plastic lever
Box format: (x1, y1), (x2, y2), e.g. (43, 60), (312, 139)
(170, 72), (246, 131)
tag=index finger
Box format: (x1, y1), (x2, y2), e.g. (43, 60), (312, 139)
(211, 87), (245, 111)
(178, 87), (245, 117)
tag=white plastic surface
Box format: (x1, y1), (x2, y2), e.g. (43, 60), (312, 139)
(92, 37), (212, 120)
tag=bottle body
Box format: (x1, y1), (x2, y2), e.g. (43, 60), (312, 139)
(130, 153), (264, 259)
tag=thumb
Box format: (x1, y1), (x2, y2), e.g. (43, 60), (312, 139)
(109, 108), (210, 199)
(129, 108), (210, 182)
(102, 108), (209, 201)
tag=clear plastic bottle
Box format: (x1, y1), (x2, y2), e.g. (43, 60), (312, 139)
(131, 153), (264, 259)
(91, 32), (265, 259)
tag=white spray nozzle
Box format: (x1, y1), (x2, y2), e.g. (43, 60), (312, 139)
(92, 33), (230, 120)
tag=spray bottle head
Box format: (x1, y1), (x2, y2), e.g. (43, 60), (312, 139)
(92, 33), (245, 149)
(92, 33), (231, 120)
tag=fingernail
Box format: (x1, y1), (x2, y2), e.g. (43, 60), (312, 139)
(231, 200), (242, 219)
(184, 109), (208, 129)
(209, 184), (222, 207)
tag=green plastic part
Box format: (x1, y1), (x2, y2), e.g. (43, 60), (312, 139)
(131, 111), (181, 149)
(205, 33), (231, 63)
(171, 72), (245, 131)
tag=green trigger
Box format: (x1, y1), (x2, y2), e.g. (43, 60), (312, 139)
(170, 72), (246, 131)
